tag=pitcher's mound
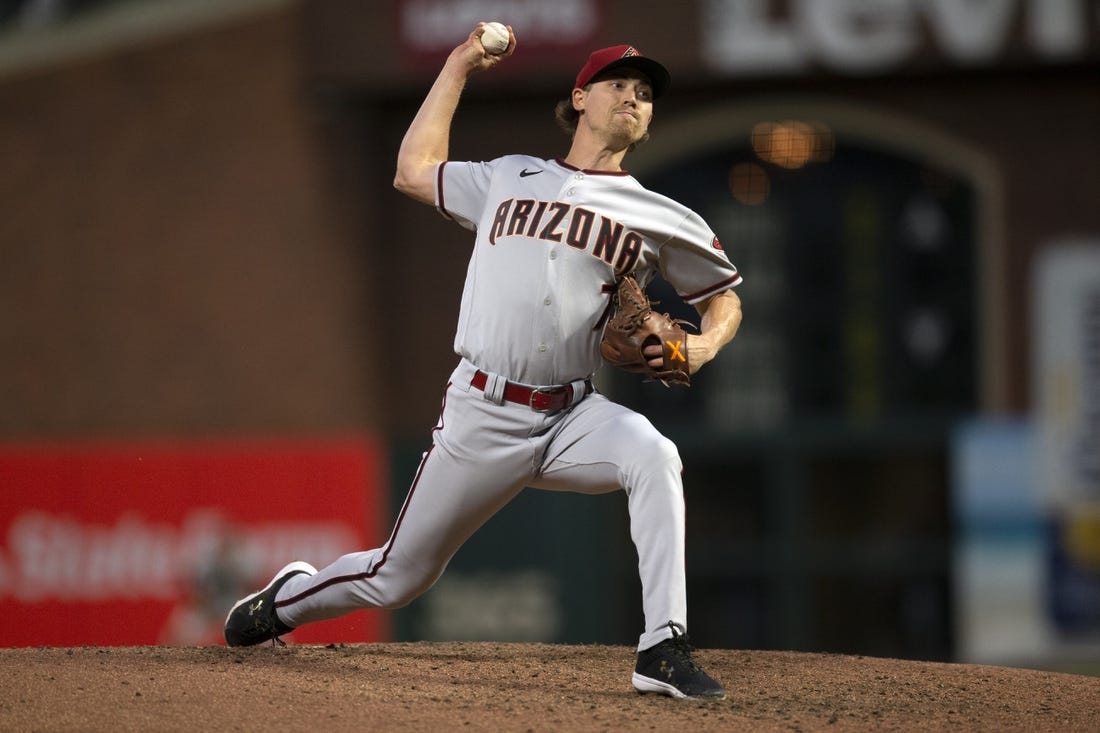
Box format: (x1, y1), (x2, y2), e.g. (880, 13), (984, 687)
(3, 642), (1098, 731)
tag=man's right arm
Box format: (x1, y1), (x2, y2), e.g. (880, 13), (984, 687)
(393, 24), (515, 205)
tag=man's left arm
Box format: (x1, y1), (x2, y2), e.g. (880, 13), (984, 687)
(640, 289), (741, 375)
(687, 289), (742, 374)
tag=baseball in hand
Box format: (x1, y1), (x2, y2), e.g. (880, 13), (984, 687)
(480, 22), (510, 55)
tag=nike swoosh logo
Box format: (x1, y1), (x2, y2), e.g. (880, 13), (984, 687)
(519, 169), (542, 177)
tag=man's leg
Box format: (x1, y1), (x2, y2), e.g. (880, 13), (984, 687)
(276, 436), (528, 626)
(530, 393), (687, 651)
(530, 393), (725, 699)
(227, 378), (537, 639)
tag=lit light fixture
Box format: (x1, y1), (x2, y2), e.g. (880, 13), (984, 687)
(751, 120), (834, 169)
(728, 162), (770, 205)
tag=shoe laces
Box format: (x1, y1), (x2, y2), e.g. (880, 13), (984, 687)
(664, 621), (702, 672)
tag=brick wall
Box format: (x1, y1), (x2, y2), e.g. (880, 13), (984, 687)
(0, 5), (379, 437)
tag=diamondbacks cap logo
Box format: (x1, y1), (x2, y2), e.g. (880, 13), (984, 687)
(574, 44), (671, 98)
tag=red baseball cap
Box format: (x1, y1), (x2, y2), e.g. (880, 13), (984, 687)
(573, 45), (671, 99)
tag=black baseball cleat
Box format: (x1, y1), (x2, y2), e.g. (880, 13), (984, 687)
(224, 561), (317, 647)
(632, 621), (727, 699)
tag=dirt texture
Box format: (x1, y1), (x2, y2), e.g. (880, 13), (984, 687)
(2, 642), (1098, 732)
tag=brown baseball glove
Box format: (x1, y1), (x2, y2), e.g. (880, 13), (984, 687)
(599, 275), (694, 387)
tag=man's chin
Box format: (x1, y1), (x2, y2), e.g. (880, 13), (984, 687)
(609, 126), (648, 150)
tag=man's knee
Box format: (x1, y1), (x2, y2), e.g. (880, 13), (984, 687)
(619, 416), (682, 475)
(373, 563), (443, 609)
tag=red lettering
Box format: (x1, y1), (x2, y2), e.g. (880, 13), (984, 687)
(592, 217), (623, 264)
(488, 199), (512, 246)
(615, 232), (643, 273)
(566, 208), (595, 250)
(538, 202), (570, 242)
(508, 200), (535, 236)
(525, 201), (548, 236)
(485, 199), (647, 273)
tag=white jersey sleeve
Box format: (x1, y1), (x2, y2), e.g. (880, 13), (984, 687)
(629, 193), (739, 301)
(654, 207), (742, 305)
(434, 160), (497, 231)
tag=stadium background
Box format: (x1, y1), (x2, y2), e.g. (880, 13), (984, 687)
(1, 0), (1097, 674)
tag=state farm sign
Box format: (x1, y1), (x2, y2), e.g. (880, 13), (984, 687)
(3, 511), (354, 602)
(0, 438), (389, 647)
(703, 0), (1099, 75)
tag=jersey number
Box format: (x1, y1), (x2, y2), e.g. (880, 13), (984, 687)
(593, 281), (618, 332)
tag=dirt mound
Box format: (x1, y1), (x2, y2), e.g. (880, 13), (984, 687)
(2, 642), (1098, 731)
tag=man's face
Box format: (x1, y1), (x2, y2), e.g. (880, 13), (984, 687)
(573, 70), (655, 148)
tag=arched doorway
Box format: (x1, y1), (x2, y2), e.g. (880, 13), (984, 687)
(611, 99), (1004, 658)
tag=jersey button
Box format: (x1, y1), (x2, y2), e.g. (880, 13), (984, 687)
(566, 188), (576, 196)
(544, 297), (552, 305)
(549, 251), (558, 260)
(538, 343), (548, 352)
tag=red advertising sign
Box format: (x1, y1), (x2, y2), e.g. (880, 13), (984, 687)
(396, 0), (608, 74)
(0, 438), (389, 647)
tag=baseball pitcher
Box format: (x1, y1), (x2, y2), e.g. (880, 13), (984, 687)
(225, 22), (743, 700)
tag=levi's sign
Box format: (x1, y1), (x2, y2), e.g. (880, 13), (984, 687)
(703, 0), (1099, 75)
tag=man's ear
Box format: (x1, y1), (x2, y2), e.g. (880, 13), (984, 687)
(571, 87), (585, 112)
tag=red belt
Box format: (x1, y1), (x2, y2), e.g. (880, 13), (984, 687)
(471, 370), (592, 413)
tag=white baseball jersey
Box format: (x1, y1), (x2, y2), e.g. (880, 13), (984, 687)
(270, 153), (744, 655)
(437, 155), (742, 386)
